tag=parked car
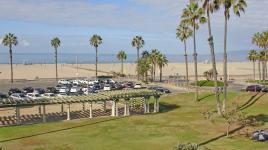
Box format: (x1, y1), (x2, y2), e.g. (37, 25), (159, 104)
(246, 85), (263, 92)
(103, 84), (111, 91)
(149, 86), (171, 93)
(46, 87), (57, 94)
(26, 93), (43, 100)
(134, 83), (142, 89)
(8, 88), (22, 95)
(84, 87), (98, 94)
(33, 88), (46, 94)
(58, 79), (71, 85)
(124, 82), (134, 89)
(262, 87), (268, 93)
(57, 93), (69, 97)
(10, 93), (28, 100)
(59, 86), (70, 93)
(70, 86), (83, 94)
(42, 93), (56, 98)
(22, 87), (34, 94)
(0, 92), (8, 99)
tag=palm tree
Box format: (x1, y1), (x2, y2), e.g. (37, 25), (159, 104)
(51, 37), (61, 81)
(220, 0), (247, 112)
(2, 33), (18, 83)
(201, 0), (222, 115)
(132, 36), (145, 80)
(137, 51), (151, 82)
(248, 50), (258, 81)
(181, 1), (206, 101)
(117, 50), (127, 75)
(149, 49), (160, 81)
(259, 50), (268, 81)
(157, 53), (168, 82)
(252, 32), (262, 80)
(176, 23), (193, 88)
(90, 34), (103, 79)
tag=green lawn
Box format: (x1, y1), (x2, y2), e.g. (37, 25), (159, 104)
(247, 80), (268, 86)
(0, 92), (267, 150)
(192, 80), (224, 87)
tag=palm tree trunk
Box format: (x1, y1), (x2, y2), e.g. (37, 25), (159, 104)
(222, 15), (228, 112)
(253, 60), (256, 81)
(9, 45), (13, 83)
(193, 24), (198, 101)
(160, 66), (162, 82)
(121, 60), (124, 74)
(258, 60), (261, 81)
(95, 46), (98, 79)
(137, 47), (140, 80)
(55, 47), (58, 81)
(262, 61), (265, 81)
(183, 40), (189, 88)
(206, 8), (221, 115)
(153, 63), (156, 81)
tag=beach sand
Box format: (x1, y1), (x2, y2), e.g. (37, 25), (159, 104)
(0, 62), (253, 80)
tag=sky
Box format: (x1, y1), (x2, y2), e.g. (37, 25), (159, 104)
(0, 0), (267, 55)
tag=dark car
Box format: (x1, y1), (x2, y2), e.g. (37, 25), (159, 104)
(22, 87), (34, 94)
(34, 88), (46, 94)
(148, 86), (171, 93)
(8, 88), (22, 95)
(246, 85), (263, 92)
(46, 87), (58, 94)
(262, 87), (268, 93)
(124, 82), (134, 89)
(0, 92), (8, 99)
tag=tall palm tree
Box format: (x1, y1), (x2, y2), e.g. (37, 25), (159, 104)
(117, 50), (127, 74)
(90, 34), (103, 79)
(51, 37), (61, 81)
(252, 32), (262, 80)
(259, 50), (267, 81)
(248, 50), (258, 81)
(176, 23), (193, 88)
(201, 0), (222, 115)
(150, 49), (160, 81)
(157, 53), (168, 82)
(132, 36), (145, 80)
(220, 0), (247, 112)
(137, 51), (151, 82)
(181, 1), (206, 101)
(2, 33), (18, 83)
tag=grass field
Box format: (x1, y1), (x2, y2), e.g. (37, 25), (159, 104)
(0, 92), (267, 150)
(192, 80), (224, 87)
(247, 80), (268, 86)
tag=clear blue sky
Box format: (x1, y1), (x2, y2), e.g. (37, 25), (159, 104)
(0, 0), (267, 55)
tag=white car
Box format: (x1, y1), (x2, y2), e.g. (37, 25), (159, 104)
(59, 87), (70, 93)
(70, 86), (81, 93)
(10, 93), (28, 100)
(58, 79), (71, 85)
(42, 93), (56, 98)
(72, 80), (80, 85)
(134, 83), (142, 89)
(103, 84), (111, 91)
(57, 93), (69, 97)
(26, 93), (43, 100)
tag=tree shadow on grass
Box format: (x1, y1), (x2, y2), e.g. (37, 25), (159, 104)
(199, 80), (209, 87)
(248, 114), (268, 123)
(159, 102), (180, 113)
(198, 93), (214, 102)
(198, 126), (245, 146)
(239, 93), (266, 111)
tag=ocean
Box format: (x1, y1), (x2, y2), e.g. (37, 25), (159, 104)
(0, 51), (248, 64)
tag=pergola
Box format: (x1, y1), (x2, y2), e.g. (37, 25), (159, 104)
(0, 89), (162, 125)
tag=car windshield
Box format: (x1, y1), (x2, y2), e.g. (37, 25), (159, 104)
(19, 94), (26, 97)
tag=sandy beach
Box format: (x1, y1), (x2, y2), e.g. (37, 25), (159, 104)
(0, 62), (253, 80)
